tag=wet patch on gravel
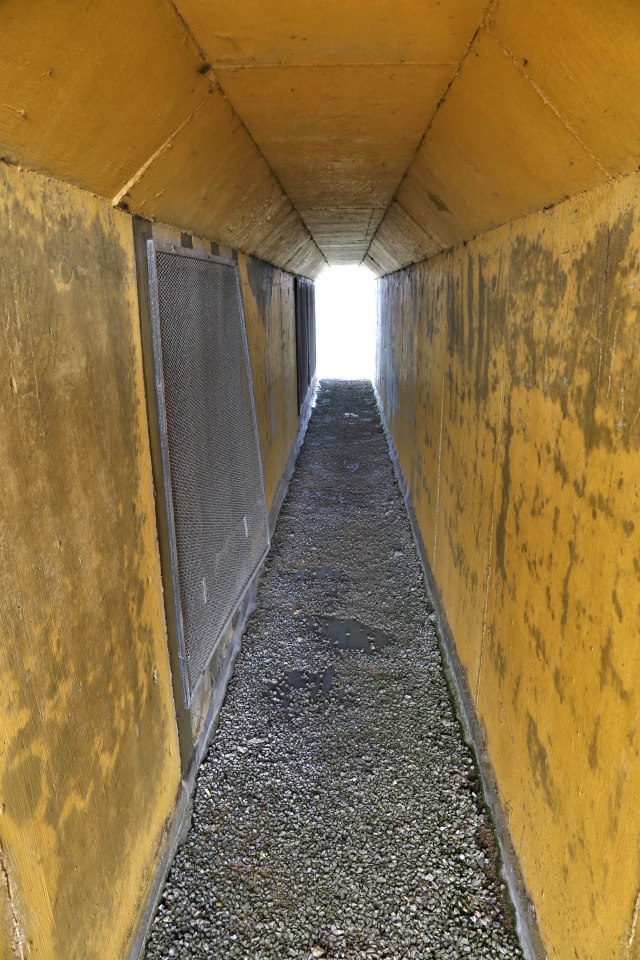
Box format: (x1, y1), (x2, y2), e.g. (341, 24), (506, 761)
(144, 380), (523, 960)
(305, 614), (393, 653)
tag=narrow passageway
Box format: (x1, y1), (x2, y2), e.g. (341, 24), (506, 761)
(145, 381), (522, 960)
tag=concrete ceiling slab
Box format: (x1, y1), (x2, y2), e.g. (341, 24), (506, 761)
(175, 0), (488, 265)
(214, 63), (456, 263)
(119, 90), (321, 272)
(0, 0), (208, 197)
(174, 0), (487, 66)
(2, 0), (640, 275)
(385, 29), (607, 256)
(491, 0), (640, 179)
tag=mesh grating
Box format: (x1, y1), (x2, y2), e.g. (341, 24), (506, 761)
(295, 277), (316, 412)
(148, 243), (269, 705)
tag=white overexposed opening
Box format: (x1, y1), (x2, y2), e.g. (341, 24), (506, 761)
(315, 265), (377, 381)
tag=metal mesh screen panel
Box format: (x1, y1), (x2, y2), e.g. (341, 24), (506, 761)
(295, 277), (316, 412)
(148, 243), (269, 705)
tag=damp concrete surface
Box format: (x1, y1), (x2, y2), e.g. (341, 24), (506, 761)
(144, 380), (523, 960)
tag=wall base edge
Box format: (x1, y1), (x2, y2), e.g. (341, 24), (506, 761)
(373, 384), (547, 960)
(126, 375), (318, 960)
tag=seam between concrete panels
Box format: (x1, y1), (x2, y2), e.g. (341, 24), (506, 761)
(165, 0), (215, 70)
(210, 68), (328, 268)
(486, 29), (612, 181)
(395, 198), (441, 249)
(364, 208), (377, 243)
(165, 0), (326, 269)
(360, 0), (498, 268)
(124, 0), (329, 270)
(111, 98), (211, 208)
(218, 60), (460, 71)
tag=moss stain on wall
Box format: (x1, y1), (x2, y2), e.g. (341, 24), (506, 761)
(377, 170), (640, 960)
(0, 164), (180, 959)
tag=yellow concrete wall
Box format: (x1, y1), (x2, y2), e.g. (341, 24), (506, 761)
(0, 164), (180, 958)
(377, 170), (640, 960)
(239, 255), (300, 513)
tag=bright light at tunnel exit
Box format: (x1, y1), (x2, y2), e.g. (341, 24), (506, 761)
(315, 265), (377, 381)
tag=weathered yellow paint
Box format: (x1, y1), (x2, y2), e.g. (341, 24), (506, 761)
(4, 0), (639, 271)
(377, 169), (640, 960)
(371, 5), (640, 267)
(0, 1), (322, 276)
(0, 164), (180, 958)
(176, 0), (486, 67)
(394, 30), (605, 253)
(238, 255), (300, 511)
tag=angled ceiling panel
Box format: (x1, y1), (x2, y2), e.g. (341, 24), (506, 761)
(491, 0), (640, 178)
(119, 91), (323, 276)
(370, 201), (440, 273)
(0, 0), (209, 197)
(3, 0), (640, 275)
(376, 30), (606, 261)
(175, 0), (488, 66)
(213, 63), (455, 264)
(174, 0), (488, 266)
(284, 243), (327, 280)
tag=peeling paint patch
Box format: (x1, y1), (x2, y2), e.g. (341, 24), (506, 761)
(376, 169), (640, 960)
(0, 841), (26, 959)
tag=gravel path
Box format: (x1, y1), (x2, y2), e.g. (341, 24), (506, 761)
(145, 380), (523, 960)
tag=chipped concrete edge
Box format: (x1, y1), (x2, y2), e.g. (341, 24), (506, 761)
(127, 375), (318, 960)
(373, 383), (547, 960)
(0, 839), (26, 959)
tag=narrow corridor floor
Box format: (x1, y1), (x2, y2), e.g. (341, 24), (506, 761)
(145, 381), (523, 960)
